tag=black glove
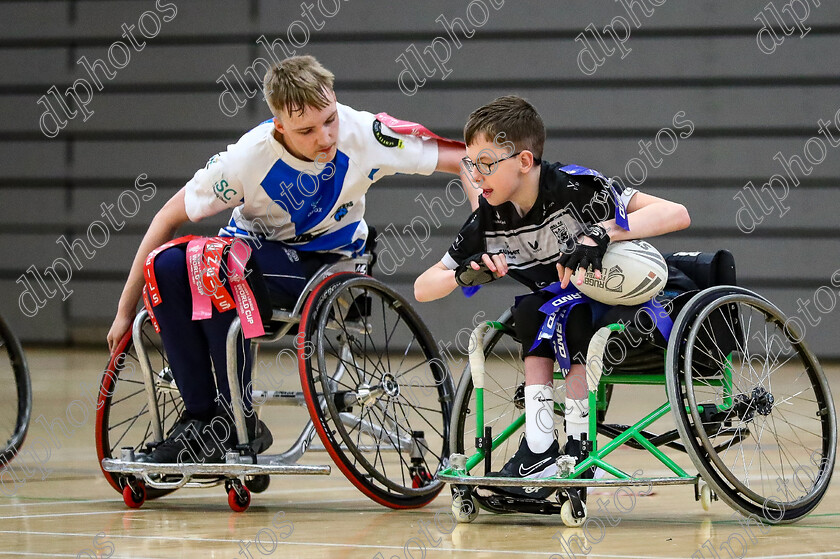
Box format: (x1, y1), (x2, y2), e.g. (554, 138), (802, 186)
(557, 224), (610, 273)
(455, 253), (500, 287)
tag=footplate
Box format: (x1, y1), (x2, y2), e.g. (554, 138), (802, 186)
(102, 452), (331, 490)
(474, 486), (565, 515)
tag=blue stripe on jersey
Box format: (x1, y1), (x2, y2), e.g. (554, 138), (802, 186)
(259, 150), (350, 235)
(291, 220), (363, 253)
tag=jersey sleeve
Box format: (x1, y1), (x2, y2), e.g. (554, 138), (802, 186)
(183, 151), (245, 222)
(615, 181), (638, 209)
(369, 120), (439, 179)
(550, 163), (639, 230)
(441, 211), (485, 270)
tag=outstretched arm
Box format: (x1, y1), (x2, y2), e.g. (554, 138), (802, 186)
(415, 253), (508, 302)
(601, 192), (691, 241)
(435, 142), (480, 211)
(106, 187), (191, 353)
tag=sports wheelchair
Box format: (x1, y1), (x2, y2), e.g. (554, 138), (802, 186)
(438, 251), (837, 526)
(96, 237), (454, 512)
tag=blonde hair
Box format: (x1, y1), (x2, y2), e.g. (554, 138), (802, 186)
(263, 55), (335, 118)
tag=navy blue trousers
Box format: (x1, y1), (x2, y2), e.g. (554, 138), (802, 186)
(151, 238), (339, 418)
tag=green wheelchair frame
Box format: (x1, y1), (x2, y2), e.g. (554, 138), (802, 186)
(438, 286), (837, 527)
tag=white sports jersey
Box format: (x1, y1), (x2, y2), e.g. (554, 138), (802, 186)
(183, 103), (439, 256)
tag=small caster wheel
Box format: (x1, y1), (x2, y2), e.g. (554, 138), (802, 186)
(452, 491), (479, 523)
(700, 482), (712, 511)
(228, 484), (251, 512)
(561, 500), (587, 527)
(245, 475), (270, 494)
(122, 481), (146, 509)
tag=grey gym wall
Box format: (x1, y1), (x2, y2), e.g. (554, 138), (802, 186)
(1, 1), (839, 361)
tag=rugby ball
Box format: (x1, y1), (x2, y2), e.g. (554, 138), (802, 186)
(577, 240), (668, 306)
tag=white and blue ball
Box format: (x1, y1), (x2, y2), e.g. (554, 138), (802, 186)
(577, 240), (668, 306)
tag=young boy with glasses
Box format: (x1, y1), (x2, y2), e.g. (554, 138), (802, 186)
(414, 95), (690, 498)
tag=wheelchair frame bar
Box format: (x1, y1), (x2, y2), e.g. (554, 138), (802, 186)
(442, 321), (742, 488)
(133, 310), (164, 445)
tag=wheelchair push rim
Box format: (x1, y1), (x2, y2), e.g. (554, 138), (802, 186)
(0, 312), (32, 466)
(667, 286), (837, 523)
(299, 273), (453, 508)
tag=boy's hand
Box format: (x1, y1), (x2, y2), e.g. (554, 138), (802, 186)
(455, 252), (508, 286)
(557, 225), (609, 288)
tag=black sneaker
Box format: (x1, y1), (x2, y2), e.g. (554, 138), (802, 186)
(136, 416), (232, 464)
(488, 437), (561, 499)
(214, 403), (273, 454)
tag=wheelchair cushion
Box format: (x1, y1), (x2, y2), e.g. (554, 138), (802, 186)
(664, 250), (736, 289)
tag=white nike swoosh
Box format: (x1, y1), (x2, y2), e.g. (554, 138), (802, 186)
(519, 457), (552, 477)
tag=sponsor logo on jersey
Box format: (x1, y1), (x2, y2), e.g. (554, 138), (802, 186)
(498, 243), (520, 259)
(213, 179), (237, 202)
(372, 120), (404, 149)
(282, 248), (300, 262)
(567, 180), (580, 190)
(550, 221), (572, 244)
(205, 154), (220, 169)
(333, 200), (354, 221)
(527, 240), (540, 251)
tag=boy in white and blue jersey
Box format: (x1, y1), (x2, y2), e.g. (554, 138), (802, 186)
(107, 56), (470, 463)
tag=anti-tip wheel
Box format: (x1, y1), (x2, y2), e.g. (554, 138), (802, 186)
(700, 483), (712, 512)
(228, 485), (251, 512)
(245, 475), (270, 494)
(122, 481), (146, 509)
(452, 494), (479, 523)
(561, 500), (587, 527)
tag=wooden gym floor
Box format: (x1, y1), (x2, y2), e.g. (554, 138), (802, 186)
(1, 348), (839, 558)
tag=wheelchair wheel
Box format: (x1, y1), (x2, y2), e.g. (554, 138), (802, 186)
(299, 273), (454, 508)
(667, 286), (836, 523)
(95, 314), (185, 498)
(0, 313), (32, 465)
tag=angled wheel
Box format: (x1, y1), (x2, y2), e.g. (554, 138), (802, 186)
(95, 313), (184, 499)
(299, 273), (454, 508)
(667, 286), (836, 523)
(0, 313), (32, 466)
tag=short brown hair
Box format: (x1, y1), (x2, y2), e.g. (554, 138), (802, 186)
(263, 55), (335, 118)
(464, 95), (545, 159)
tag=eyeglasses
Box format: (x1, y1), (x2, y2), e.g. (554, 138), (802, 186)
(462, 151), (525, 176)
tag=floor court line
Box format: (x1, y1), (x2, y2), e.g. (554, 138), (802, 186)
(0, 482), (359, 508)
(0, 530), (693, 558)
(0, 552), (160, 559)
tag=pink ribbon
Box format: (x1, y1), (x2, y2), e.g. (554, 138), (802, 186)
(226, 240), (265, 339)
(186, 238), (212, 320)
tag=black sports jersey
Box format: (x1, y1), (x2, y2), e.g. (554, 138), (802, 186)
(441, 161), (637, 291)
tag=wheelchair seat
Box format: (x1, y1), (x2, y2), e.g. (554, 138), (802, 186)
(601, 250), (737, 373)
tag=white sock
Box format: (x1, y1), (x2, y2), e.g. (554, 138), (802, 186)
(524, 384), (555, 454)
(565, 397), (590, 441)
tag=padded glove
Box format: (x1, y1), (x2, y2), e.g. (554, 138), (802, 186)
(455, 253), (501, 287)
(557, 224), (610, 273)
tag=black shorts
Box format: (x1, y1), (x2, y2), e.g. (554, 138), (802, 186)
(513, 291), (595, 364)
